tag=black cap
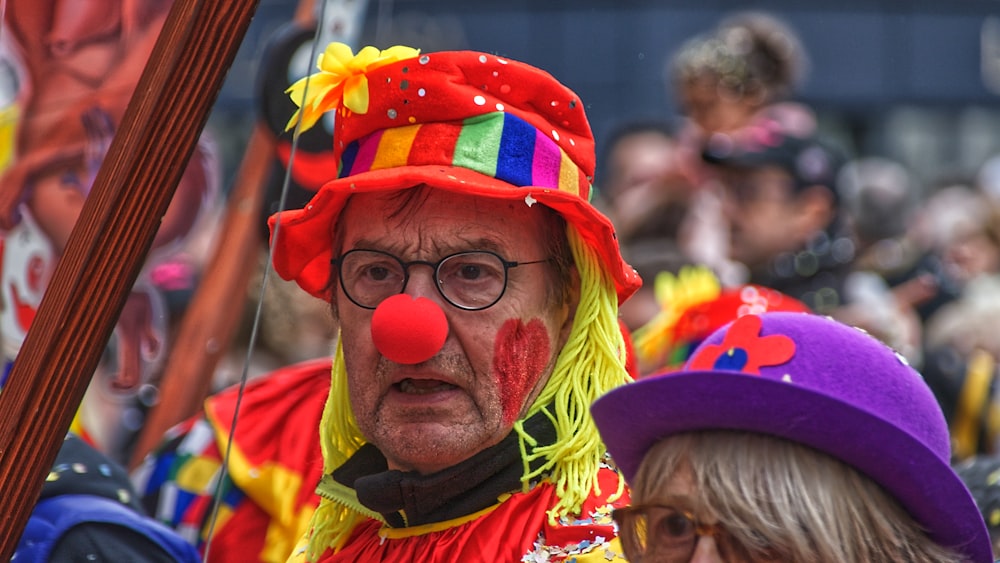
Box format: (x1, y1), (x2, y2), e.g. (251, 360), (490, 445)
(702, 130), (844, 200)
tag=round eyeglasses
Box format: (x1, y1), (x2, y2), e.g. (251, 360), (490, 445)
(612, 504), (756, 562)
(331, 249), (552, 311)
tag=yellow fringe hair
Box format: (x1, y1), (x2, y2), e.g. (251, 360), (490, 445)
(304, 225), (630, 560)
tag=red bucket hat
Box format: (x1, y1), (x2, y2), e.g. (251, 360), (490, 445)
(268, 44), (640, 303)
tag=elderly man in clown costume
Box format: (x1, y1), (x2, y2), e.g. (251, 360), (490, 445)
(269, 41), (641, 562)
(137, 42), (641, 562)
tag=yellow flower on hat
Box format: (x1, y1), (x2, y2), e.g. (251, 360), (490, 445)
(285, 42), (420, 132)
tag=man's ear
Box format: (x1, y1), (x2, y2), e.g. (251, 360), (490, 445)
(794, 184), (837, 237)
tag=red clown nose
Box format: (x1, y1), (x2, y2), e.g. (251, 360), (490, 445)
(371, 294), (449, 364)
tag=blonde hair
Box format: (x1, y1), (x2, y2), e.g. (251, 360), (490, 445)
(632, 431), (967, 563)
(304, 223), (630, 559)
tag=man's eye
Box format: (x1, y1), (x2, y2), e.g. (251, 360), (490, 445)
(443, 258), (502, 282)
(366, 265), (391, 281)
(457, 264), (484, 280)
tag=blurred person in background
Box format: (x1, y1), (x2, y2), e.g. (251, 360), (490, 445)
(700, 129), (853, 315)
(18, 434), (200, 562)
(904, 183), (989, 316)
(838, 156), (925, 289)
(665, 11), (817, 285)
(605, 11), (821, 352)
(917, 187), (1000, 460)
(835, 156), (930, 367)
(956, 454), (1000, 559)
(596, 119), (698, 331)
(670, 11), (813, 145)
(937, 195), (1000, 290)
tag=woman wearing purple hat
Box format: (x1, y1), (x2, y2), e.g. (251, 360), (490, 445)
(592, 312), (993, 562)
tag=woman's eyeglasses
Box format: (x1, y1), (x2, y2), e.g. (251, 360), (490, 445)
(612, 504), (757, 562)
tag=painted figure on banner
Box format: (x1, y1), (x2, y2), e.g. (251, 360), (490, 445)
(0, 0), (221, 462)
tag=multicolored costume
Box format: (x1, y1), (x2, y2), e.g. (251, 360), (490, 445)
(137, 359), (630, 563)
(134, 359), (329, 562)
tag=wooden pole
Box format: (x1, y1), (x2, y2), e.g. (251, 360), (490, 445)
(0, 0), (259, 556)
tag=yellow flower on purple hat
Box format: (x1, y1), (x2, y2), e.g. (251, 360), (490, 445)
(687, 314), (795, 374)
(285, 42), (420, 132)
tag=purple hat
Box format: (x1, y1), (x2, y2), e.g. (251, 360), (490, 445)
(592, 312), (992, 562)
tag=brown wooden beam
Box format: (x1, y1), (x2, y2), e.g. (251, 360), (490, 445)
(0, 0), (260, 556)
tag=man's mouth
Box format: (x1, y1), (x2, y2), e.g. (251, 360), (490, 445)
(396, 378), (458, 395)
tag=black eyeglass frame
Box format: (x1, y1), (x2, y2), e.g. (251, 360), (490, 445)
(330, 249), (551, 311)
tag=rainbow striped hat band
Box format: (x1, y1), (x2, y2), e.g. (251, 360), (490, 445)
(337, 111), (585, 193)
(269, 43), (640, 303)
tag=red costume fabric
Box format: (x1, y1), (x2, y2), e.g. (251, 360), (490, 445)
(290, 465), (629, 562)
(134, 359), (330, 562)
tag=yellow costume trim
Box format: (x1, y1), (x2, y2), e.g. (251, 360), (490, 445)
(572, 536), (629, 562)
(378, 498), (507, 539)
(952, 348), (996, 460)
(0, 104), (19, 173)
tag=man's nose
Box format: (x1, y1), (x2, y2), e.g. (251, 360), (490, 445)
(402, 264), (444, 303)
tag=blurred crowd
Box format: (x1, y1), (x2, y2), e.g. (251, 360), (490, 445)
(592, 11), (1000, 551)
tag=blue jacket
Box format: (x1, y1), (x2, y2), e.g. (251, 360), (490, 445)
(15, 435), (200, 562)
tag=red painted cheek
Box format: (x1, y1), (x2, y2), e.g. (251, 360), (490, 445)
(493, 318), (551, 425)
